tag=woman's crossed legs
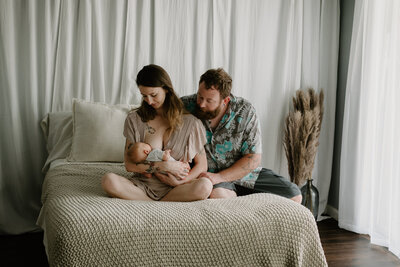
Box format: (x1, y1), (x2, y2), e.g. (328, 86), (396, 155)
(101, 173), (213, 202)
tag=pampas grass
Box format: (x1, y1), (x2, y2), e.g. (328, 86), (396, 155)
(283, 88), (324, 186)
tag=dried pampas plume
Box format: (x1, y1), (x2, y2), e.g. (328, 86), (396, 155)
(283, 88), (324, 186)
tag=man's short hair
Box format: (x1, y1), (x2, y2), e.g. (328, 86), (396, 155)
(199, 68), (232, 99)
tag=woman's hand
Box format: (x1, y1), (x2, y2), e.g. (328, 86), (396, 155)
(156, 161), (190, 180)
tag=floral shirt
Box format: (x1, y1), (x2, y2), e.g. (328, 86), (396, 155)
(181, 94), (262, 188)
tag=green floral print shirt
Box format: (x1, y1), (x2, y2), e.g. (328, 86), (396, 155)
(181, 94), (262, 188)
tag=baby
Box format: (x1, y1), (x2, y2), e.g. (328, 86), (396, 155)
(127, 142), (176, 179)
(127, 142), (175, 163)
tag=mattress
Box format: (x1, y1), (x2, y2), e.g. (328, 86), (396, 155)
(37, 161), (327, 266)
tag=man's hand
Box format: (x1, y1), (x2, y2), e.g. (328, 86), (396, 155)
(200, 154), (261, 185)
(154, 172), (187, 187)
(199, 172), (223, 185)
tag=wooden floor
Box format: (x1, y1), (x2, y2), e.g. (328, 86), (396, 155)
(0, 218), (399, 266)
(318, 218), (400, 267)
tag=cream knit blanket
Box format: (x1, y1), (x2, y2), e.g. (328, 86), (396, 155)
(37, 162), (327, 267)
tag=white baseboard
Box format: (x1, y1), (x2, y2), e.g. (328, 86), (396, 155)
(324, 204), (338, 221)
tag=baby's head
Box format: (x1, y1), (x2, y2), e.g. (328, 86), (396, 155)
(128, 142), (152, 163)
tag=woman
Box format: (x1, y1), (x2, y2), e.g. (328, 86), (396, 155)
(102, 64), (213, 201)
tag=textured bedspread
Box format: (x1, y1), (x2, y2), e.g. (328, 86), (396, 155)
(37, 162), (327, 267)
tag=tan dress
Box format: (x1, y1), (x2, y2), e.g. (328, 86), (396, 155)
(123, 111), (206, 200)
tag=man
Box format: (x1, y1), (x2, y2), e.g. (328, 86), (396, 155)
(181, 68), (302, 202)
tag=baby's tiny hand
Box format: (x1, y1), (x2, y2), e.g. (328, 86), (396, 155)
(163, 150), (172, 161)
(142, 172), (152, 179)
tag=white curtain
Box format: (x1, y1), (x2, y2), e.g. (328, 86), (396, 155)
(339, 0), (400, 258)
(0, 0), (339, 234)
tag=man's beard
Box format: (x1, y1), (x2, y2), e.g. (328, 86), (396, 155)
(194, 103), (223, 120)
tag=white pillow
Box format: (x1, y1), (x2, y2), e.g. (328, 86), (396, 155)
(67, 99), (137, 162)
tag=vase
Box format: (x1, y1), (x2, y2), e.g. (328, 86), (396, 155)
(301, 179), (319, 220)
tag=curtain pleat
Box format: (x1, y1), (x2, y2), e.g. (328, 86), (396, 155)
(339, 0), (400, 258)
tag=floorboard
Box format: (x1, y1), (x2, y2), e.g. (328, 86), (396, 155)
(318, 218), (400, 267)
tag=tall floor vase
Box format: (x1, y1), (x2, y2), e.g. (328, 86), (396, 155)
(301, 179), (319, 220)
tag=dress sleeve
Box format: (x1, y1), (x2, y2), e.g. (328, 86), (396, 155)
(123, 112), (140, 143)
(184, 117), (207, 163)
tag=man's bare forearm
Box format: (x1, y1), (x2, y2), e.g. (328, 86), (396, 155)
(217, 153), (261, 183)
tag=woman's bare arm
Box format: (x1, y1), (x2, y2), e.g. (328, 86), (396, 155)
(183, 148), (207, 182)
(124, 139), (153, 173)
(155, 148), (207, 186)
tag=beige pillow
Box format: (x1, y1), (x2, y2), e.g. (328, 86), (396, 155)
(68, 99), (137, 162)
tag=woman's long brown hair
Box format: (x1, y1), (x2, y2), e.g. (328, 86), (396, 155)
(135, 64), (183, 132)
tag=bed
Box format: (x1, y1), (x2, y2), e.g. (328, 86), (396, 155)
(37, 99), (327, 266)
